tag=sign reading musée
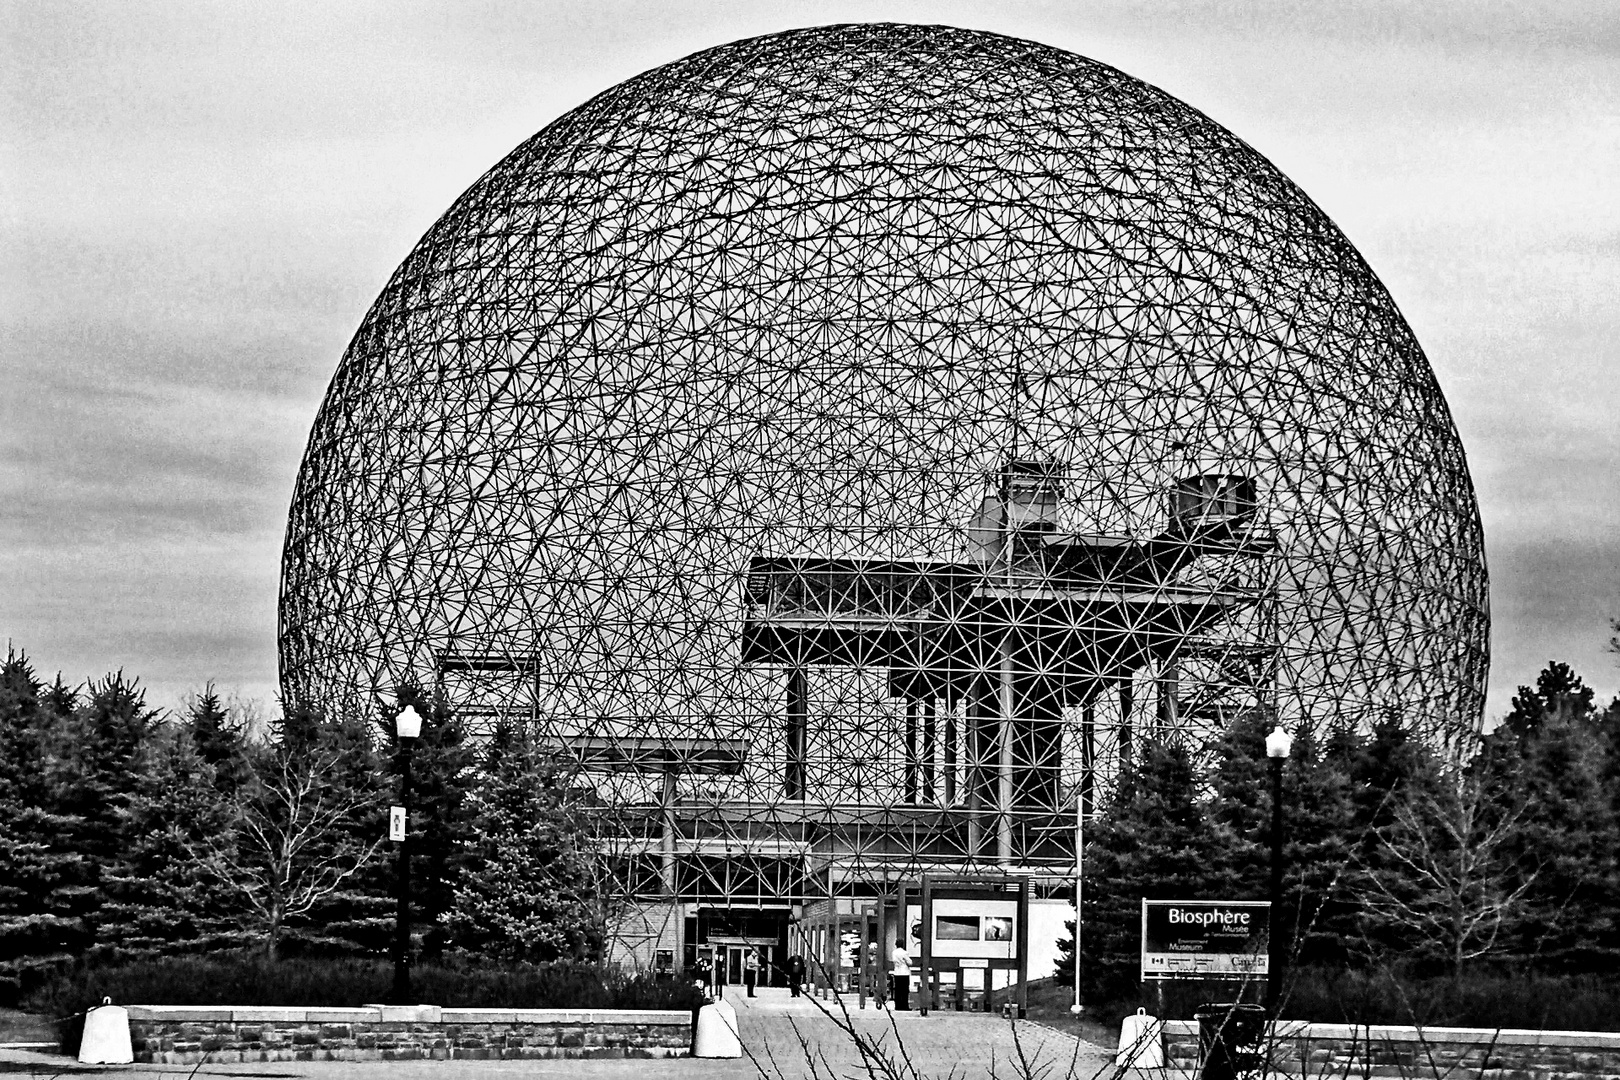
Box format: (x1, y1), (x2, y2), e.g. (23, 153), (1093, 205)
(1140, 900), (1269, 980)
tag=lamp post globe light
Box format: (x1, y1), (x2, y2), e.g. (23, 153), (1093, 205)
(1071, 789), (1084, 1016)
(391, 703), (424, 1005)
(1264, 724), (1292, 1015)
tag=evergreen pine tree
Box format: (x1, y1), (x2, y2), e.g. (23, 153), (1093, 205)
(1054, 738), (1241, 1000)
(187, 683), (251, 791)
(1207, 710), (1273, 886)
(1341, 713), (1442, 959)
(95, 724), (246, 959)
(444, 722), (604, 962)
(58, 672), (163, 957)
(1278, 728), (1358, 966)
(70, 671), (162, 862)
(1210, 713), (1357, 969)
(384, 687), (472, 960)
(276, 699), (325, 759)
(0, 649), (95, 998)
(1502, 661), (1595, 739)
(1478, 663), (1620, 972)
(1346, 711), (1434, 840)
(39, 675), (78, 718)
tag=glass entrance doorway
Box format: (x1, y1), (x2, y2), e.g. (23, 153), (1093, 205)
(720, 945), (773, 986)
(684, 908), (788, 987)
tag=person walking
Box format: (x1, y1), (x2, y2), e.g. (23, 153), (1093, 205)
(696, 952), (722, 1003)
(867, 938), (884, 1006)
(688, 951), (713, 1036)
(889, 934), (911, 1011)
(693, 951), (714, 999)
(785, 952), (806, 998)
(744, 947), (760, 997)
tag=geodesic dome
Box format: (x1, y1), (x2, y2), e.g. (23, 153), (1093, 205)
(279, 23), (1487, 894)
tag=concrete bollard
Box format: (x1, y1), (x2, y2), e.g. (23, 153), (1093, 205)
(692, 998), (742, 1058)
(78, 998), (134, 1064)
(1115, 1007), (1164, 1069)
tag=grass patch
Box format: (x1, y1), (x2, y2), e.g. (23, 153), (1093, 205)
(1017, 977), (1120, 1049)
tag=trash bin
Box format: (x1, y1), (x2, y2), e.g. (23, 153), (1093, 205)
(1194, 1003), (1267, 1080)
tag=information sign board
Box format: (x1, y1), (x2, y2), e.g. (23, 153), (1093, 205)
(1140, 899), (1269, 981)
(919, 897), (1017, 960)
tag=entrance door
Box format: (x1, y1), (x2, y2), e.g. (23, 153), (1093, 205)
(759, 945), (774, 986)
(726, 946), (744, 985)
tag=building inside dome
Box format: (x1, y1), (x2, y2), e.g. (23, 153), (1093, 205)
(278, 23), (1488, 982)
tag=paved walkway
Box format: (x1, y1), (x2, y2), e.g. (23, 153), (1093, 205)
(724, 984), (1114, 1079)
(0, 988), (1117, 1079)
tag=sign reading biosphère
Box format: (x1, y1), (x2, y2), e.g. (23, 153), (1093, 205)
(1140, 900), (1269, 981)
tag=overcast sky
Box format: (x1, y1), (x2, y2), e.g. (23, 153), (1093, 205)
(3, 0), (1616, 725)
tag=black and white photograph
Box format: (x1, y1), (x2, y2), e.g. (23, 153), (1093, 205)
(3, 2), (1616, 1077)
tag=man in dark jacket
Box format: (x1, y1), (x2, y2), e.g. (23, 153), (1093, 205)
(785, 953), (807, 997)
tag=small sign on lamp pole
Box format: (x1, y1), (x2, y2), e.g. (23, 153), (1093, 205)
(389, 805), (406, 842)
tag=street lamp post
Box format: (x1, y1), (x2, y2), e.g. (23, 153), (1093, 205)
(391, 703), (424, 1006)
(1263, 723), (1292, 1017)
(1070, 781), (1084, 1017)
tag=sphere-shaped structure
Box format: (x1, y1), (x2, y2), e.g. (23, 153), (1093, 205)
(280, 24), (1487, 900)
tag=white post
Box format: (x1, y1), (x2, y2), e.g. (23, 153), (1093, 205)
(997, 637), (1016, 865)
(1072, 775), (1084, 1016)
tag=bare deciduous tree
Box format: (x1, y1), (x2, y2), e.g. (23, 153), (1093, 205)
(1357, 768), (1536, 977)
(204, 745), (384, 960)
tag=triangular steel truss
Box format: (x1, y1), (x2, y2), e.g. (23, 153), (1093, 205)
(278, 24), (1489, 906)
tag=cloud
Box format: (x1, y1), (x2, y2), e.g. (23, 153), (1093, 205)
(3, 0), (1615, 722)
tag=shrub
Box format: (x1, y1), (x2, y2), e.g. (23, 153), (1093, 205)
(1076, 966), (1620, 1031)
(24, 953), (702, 1033)
(1279, 966), (1620, 1031)
(1082, 977), (1263, 1029)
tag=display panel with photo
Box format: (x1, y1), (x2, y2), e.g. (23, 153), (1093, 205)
(936, 915), (980, 940)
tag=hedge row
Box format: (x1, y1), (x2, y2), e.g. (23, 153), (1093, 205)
(24, 954), (703, 1023)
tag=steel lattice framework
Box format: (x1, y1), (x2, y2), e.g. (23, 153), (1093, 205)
(279, 24), (1488, 905)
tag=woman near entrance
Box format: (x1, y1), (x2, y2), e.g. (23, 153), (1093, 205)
(889, 935), (911, 1011)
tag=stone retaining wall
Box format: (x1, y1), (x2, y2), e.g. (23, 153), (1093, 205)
(126, 1004), (691, 1063)
(1162, 1019), (1620, 1080)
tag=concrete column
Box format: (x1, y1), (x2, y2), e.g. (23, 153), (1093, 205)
(660, 767), (677, 896)
(1157, 661), (1179, 737)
